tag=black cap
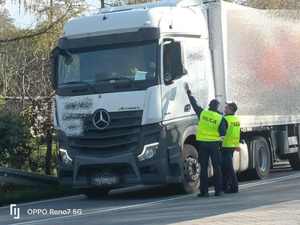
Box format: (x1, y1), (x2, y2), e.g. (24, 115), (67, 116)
(227, 102), (238, 113)
(209, 99), (220, 111)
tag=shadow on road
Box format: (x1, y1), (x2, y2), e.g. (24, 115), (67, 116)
(86, 185), (184, 201)
(85, 165), (293, 201)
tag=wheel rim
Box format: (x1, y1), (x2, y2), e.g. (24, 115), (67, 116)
(258, 146), (268, 173)
(184, 156), (200, 182)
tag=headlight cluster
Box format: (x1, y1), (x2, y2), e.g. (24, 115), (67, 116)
(138, 143), (159, 161)
(59, 148), (73, 165)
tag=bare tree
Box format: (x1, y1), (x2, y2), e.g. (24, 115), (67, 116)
(0, 0), (86, 174)
(231, 0), (300, 9)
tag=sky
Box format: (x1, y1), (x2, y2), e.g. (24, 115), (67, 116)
(4, 0), (102, 28)
(4, 0), (245, 28)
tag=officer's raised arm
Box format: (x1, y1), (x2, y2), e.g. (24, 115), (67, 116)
(184, 83), (203, 118)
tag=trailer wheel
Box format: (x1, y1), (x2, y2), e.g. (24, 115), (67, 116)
(82, 188), (110, 198)
(250, 137), (271, 179)
(178, 144), (200, 194)
(288, 151), (300, 170)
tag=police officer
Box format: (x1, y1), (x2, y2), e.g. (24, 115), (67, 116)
(185, 83), (226, 197)
(222, 102), (240, 193)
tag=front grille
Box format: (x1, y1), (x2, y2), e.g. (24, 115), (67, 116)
(68, 110), (143, 154)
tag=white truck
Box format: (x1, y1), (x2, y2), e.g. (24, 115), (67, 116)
(51, 0), (300, 196)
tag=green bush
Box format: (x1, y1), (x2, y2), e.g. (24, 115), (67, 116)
(0, 96), (5, 110)
(0, 112), (33, 169)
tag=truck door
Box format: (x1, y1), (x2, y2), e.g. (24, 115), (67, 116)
(160, 37), (213, 121)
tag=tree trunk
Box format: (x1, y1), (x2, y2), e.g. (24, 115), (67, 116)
(45, 129), (52, 175)
(45, 100), (53, 175)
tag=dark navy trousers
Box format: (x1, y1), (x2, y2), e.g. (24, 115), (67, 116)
(196, 141), (222, 194)
(222, 149), (239, 192)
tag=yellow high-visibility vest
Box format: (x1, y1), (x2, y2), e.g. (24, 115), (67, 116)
(222, 115), (241, 148)
(196, 109), (222, 142)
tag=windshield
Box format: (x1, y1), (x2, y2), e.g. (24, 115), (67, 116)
(58, 42), (158, 88)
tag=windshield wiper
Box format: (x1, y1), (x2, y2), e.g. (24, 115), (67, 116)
(97, 76), (133, 83)
(60, 81), (96, 91)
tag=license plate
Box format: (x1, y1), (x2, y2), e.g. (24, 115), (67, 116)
(91, 174), (119, 186)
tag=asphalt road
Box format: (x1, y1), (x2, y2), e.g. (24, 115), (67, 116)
(1, 165), (300, 225)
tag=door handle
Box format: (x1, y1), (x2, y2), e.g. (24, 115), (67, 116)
(184, 104), (191, 112)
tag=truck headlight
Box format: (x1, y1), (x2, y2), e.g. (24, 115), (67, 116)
(138, 143), (159, 161)
(59, 148), (72, 165)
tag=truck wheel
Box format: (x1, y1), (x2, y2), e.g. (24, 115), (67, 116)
(251, 137), (271, 179)
(82, 188), (110, 198)
(288, 151), (300, 170)
(179, 144), (200, 194)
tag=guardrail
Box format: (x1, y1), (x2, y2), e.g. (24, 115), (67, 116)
(0, 167), (59, 186)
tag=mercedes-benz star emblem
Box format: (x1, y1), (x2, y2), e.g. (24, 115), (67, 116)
(92, 109), (111, 130)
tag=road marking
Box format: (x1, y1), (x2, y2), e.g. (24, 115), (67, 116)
(239, 173), (300, 189)
(0, 185), (157, 210)
(0, 195), (83, 210)
(8, 172), (300, 225)
(2, 172), (295, 210)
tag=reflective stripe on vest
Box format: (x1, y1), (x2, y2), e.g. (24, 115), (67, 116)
(196, 109), (222, 142)
(222, 115), (241, 148)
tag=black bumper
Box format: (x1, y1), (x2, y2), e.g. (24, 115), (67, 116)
(59, 150), (168, 189)
(56, 112), (197, 189)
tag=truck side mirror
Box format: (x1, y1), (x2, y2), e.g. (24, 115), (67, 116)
(50, 47), (59, 90)
(163, 41), (186, 85)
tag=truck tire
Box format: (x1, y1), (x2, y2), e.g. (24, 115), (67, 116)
(178, 144), (200, 194)
(82, 188), (110, 198)
(249, 137), (271, 179)
(288, 151), (300, 170)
